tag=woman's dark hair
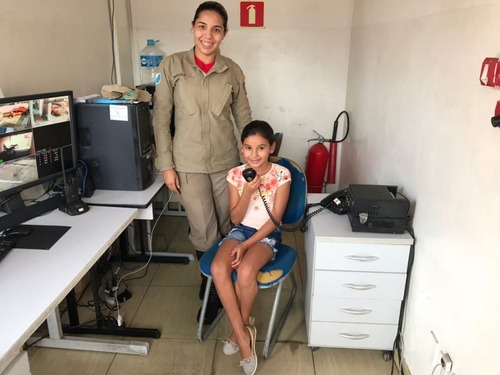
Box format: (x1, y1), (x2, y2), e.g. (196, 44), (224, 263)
(192, 1), (229, 31)
(241, 120), (275, 145)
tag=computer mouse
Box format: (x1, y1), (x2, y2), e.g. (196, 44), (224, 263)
(2, 225), (33, 239)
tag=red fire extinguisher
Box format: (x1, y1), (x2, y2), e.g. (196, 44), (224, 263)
(305, 111), (350, 193)
(305, 131), (329, 193)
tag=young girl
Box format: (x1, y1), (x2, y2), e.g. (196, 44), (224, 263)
(211, 120), (291, 375)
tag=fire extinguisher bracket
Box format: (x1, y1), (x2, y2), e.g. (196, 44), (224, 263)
(304, 111), (350, 193)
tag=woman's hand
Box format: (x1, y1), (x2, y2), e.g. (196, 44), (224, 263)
(163, 169), (181, 194)
(230, 242), (249, 269)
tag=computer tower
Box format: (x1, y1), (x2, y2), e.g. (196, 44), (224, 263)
(75, 101), (153, 191)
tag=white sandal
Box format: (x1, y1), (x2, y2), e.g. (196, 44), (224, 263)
(222, 337), (240, 355)
(222, 316), (255, 356)
(239, 324), (257, 375)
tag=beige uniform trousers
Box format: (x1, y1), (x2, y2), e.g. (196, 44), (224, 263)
(177, 170), (232, 252)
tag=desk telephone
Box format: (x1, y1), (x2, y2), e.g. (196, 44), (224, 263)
(320, 189), (350, 215)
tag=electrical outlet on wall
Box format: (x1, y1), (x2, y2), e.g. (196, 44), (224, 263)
(441, 353), (453, 374)
(430, 331), (453, 375)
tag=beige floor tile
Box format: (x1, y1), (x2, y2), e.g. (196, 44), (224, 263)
(213, 341), (315, 375)
(153, 216), (195, 253)
(132, 285), (217, 340)
(217, 289), (307, 345)
(151, 215), (184, 244)
(107, 338), (216, 375)
(254, 289), (307, 344)
(281, 230), (296, 247)
(312, 347), (393, 375)
(120, 262), (160, 286)
(28, 347), (115, 375)
(151, 259), (201, 287)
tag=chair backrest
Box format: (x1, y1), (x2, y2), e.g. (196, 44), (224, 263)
(271, 156), (307, 224)
(270, 132), (283, 157)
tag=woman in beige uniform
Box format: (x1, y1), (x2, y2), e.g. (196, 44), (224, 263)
(152, 1), (252, 323)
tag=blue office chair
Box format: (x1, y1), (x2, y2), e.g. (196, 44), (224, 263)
(197, 156), (307, 359)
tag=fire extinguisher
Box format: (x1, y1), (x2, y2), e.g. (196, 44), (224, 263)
(305, 111), (350, 193)
(305, 130), (329, 193)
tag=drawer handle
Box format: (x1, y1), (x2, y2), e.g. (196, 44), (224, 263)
(340, 308), (372, 315)
(346, 255), (380, 262)
(343, 283), (376, 290)
(338, 333), (370, 340)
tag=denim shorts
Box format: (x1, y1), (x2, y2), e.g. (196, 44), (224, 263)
(220, 224), (281, 260)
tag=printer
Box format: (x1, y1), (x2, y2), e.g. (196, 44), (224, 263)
(347, 184), (410, 234)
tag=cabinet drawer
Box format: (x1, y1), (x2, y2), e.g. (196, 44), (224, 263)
(311, 297), (401, 324)
(314, 270), (406, 300)
(315, 242), (410, 272)
(309, 321), (397, 350)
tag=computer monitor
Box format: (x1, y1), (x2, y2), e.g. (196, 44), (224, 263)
(0, 91), (77, 217)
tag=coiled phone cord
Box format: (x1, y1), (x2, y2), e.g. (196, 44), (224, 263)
(258, 188), (332, 232)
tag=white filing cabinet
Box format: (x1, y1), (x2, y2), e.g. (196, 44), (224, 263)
(304, 194), (414, 351)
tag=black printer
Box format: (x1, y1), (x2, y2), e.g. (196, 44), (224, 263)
(347, 184), (410, 234)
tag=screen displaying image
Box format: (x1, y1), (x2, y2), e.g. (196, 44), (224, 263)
(0, 92), (75, 197)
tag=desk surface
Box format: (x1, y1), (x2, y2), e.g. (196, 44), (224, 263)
(84, 174), (164, 209)
(0, 205), (138, 372)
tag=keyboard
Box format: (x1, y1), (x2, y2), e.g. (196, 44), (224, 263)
(0, 239), (16, 262)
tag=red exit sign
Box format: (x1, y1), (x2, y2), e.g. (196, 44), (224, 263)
(240, 1), (264, 28)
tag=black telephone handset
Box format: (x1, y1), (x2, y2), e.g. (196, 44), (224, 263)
(320, 188), (350, 215)
(243, 168), (257, 182)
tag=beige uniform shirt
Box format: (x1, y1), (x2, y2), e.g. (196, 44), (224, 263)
(152, 49), (252, 173)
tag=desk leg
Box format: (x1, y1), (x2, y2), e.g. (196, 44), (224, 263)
(121, 220), (194, 264)
(146, 219), (194, 263)
(27, 308), (150, 356)
(62, 265), (161, 339)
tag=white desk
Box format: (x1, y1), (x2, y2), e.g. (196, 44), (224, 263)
(83, 174), (193, 263)
(84, 173), (163, 214)
(0, 205), (141, 374)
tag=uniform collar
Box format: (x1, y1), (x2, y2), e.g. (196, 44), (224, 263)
(187, 47), (228, 74)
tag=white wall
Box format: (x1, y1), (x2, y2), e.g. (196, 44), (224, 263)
(0, 0), (115, 97)
(129, 0), (353, 190)
(343, 1), (500, 374)
(4, 1), (497, 373)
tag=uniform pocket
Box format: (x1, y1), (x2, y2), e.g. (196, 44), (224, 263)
(173, 75), (197, 115)
(211, 83), (233, 116)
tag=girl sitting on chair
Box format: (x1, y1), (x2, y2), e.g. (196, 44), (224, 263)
(211, 120), (291, 375)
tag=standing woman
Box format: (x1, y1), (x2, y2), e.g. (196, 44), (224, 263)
(152, 1), (252, 323)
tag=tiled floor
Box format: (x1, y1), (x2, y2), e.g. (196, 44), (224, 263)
(26, 215), (395, 375)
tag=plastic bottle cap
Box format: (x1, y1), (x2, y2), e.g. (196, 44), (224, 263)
(147, 39), (157, 46)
